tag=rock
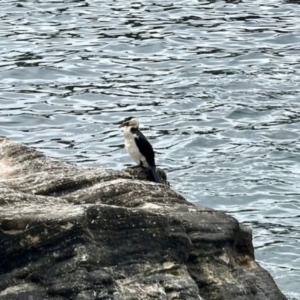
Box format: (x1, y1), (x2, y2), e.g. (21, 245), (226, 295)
(0, 136), (286, 300)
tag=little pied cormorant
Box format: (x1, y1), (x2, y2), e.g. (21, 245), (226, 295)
(119, 117), (161, 183)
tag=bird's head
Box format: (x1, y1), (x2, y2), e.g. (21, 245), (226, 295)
(119, 117), (139, 129)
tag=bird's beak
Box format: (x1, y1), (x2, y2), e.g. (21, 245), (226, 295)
(119, 122), (128, 128)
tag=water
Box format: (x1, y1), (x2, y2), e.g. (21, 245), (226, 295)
(1, 0), (300, 298)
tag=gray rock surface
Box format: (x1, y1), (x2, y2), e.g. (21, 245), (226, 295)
(0, 136), (286, 300)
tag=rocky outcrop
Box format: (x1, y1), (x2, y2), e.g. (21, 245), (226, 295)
(0, 136), (286, 300)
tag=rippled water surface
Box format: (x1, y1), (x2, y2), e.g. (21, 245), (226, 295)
(1, 0), (300, 297)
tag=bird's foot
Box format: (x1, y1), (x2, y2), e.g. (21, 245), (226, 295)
(128, 165), (143, 169)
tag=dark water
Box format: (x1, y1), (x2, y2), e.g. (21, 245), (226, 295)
(1, 0), (300, 298)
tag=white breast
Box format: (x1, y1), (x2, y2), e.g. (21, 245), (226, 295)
(123, 127), (148, 168)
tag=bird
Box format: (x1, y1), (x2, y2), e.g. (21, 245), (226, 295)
(119, 117), (161, 183)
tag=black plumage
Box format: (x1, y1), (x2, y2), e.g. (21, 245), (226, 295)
(130, 127), (161, 183)
(131, 127), (155, 167)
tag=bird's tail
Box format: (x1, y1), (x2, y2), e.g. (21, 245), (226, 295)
(150, 167), (161, 183)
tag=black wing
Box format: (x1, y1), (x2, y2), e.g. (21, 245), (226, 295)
(131, 127), (156, 167)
